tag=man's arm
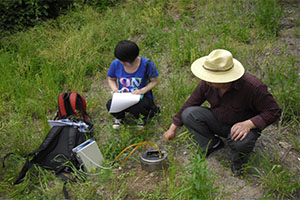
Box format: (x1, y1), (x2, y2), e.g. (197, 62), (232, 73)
(231, 84), (281, 141)
(163, 81), (208, 141)
(248, 84), (281, 130)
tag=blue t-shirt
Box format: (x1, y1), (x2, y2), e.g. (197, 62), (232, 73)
(107, 57), (159, 100)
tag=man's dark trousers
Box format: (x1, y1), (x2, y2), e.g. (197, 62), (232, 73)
(181, 106), (260, 169)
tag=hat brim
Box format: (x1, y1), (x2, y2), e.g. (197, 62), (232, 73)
(191, 56), (245, 83)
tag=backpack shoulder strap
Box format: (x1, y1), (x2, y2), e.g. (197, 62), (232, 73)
(14, 157), (33, 184)
(30, 126), (64, 156)
(70, 93), (89, 121)
(56, 171), (78, 199)
(144, 60), (154, 97)
(67, 126), (78, 154)
(144, 60), (151, 83)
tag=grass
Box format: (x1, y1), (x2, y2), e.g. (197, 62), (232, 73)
(0, 0), (299, 199)
(169, 147), (222, 200)
(253, 149), (300, 199)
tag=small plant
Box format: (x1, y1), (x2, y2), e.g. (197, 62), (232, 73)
(165, 140), (222, 200)
(254, 149), (300, 199)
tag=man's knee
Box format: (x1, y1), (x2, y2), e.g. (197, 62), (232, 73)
(181, 107), (195, 123)
(181, 106), (209, 124)
(228, 131), (260, 153)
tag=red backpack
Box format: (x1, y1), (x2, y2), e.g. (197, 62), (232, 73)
(55, 92), (90, 121)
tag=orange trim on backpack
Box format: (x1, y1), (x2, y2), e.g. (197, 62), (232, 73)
(70, 93), (78, 117)
(58, 93), (67, 119)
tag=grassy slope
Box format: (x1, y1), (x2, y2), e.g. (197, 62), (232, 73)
(0, 0), (299, 199)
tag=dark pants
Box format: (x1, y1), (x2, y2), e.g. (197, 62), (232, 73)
(181, 106), (260, 166)
(106, 95), (158, 120)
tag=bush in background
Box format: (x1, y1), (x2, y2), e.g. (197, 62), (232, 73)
(0, 0), (74, 38)
(0, 0), (119, 38)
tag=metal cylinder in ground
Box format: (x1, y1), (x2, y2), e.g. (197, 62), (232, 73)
(140, 150), (168, 172)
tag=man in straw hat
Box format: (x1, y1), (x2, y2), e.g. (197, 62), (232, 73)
(163, 49), (281, 175)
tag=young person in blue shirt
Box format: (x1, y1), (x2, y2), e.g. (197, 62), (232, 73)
(106, 40), (160, 129)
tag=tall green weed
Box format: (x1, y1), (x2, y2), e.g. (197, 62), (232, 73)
(166, 142), (222, 200)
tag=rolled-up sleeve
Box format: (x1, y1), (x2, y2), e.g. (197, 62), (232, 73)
(249, 85), (281, 130)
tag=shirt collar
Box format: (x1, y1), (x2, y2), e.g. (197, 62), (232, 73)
(231, 73), (245, 90)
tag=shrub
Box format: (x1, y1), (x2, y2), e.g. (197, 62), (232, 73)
(0, 0), (74, 37)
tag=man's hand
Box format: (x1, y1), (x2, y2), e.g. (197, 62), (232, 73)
(231, 120), (256, 141)
(163, 123), (177, 141)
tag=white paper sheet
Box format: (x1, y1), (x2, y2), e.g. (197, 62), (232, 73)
(109, 93), (141, 113)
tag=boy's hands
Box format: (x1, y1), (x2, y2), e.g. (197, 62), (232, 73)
(111, 90), (120, 95)
(132, 89), (145, 95)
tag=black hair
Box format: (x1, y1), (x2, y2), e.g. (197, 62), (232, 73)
(114, 40), (139, 63)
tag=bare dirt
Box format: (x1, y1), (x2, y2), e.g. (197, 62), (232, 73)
(99, 126), (299, 200)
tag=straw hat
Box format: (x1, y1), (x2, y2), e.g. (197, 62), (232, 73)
(191, 49), (245, 83)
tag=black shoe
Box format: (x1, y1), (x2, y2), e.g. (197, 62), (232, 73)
(231, 153), (249, 176)
(231, 164), (243, 176)
(206, 139), (225, 157)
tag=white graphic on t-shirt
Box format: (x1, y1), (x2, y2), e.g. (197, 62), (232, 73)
(120, 77), (142, 92)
